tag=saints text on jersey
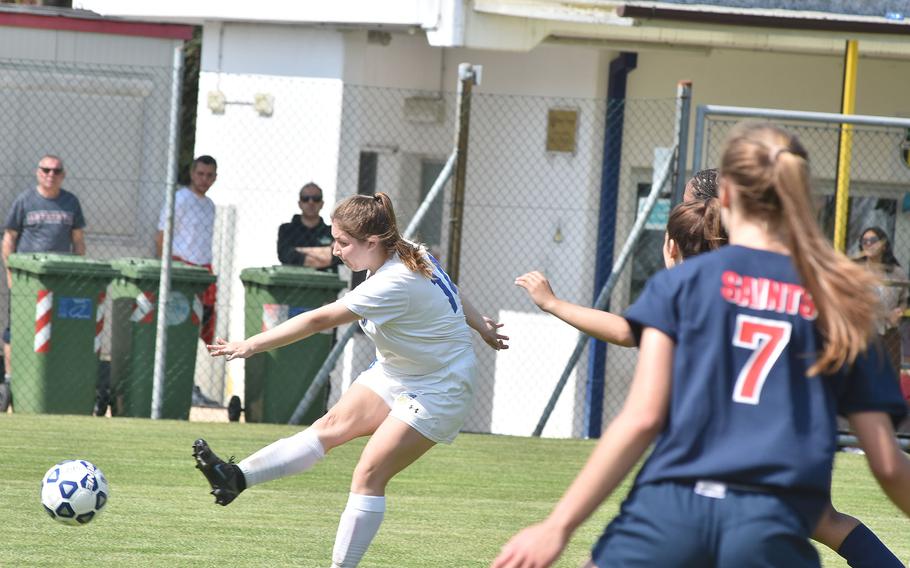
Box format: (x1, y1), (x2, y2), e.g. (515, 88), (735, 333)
(720, 270), (818, 320)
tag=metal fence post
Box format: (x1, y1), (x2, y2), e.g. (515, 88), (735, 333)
(446, 63), (476, 284)
(692, 104), (708, 172)
(833, 39), (859, 253)
(671, 80), (692, 206)
(151, 44), (185, 419)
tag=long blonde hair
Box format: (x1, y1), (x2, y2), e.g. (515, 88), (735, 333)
(332, 192), (433, 278)
(720, 122), (879, 375)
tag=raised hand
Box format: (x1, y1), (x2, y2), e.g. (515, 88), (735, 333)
(515, 271), (558, 312)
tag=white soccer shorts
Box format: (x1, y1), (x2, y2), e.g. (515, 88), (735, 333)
(356, 351), (477, 444)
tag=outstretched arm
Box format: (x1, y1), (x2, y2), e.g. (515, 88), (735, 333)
(462, 295), (509, 351)
(491, 327), (673, 568)
(515, 271), (634, 347)
(208, 300), (360, 360)
(850, 411), (910, 516)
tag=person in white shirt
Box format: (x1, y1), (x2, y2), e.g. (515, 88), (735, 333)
(155, 155), (218, 344)
(193, 192), (508, 567)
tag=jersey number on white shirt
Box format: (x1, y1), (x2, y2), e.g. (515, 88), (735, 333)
(731, 315), (792, 405)
(428, 254), (458, 313)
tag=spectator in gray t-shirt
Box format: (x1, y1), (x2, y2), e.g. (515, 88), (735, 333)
(0, 155), (86, 411)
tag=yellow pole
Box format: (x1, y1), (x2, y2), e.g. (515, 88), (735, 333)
(833, 39), (858, 252)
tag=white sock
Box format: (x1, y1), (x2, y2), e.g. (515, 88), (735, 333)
(237, 428), (325, 488)
(331, 493), (386, 568)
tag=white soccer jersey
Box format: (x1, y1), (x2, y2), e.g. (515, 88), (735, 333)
(158, 187), (215, 265)
(340, 253), (474, 376)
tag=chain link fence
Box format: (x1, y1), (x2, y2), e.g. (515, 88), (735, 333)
(0, 57), (180, 418)
(39, 54), (910, 440)
(191, 67), (681, 437)
(0, 53), (683, 437)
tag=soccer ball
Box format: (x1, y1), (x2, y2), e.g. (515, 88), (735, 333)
(40, 460), (109, 525)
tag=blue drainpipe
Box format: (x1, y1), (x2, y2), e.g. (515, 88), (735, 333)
(584, 52), (637, 438)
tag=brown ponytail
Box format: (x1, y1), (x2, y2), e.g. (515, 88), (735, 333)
(720, 122), (879, 375)
(332, 192), (433, 278)
(666, 198), (727, 259)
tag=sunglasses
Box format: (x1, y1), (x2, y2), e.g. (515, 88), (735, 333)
(39, 167), (63, 175)
(299, 196), (322, 203)
(861, 236), (881, 246)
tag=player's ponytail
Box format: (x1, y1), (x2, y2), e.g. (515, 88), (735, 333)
(666, 198), (727, 259)
(721, 123), (879, 375)
(332, 192), (433, 278)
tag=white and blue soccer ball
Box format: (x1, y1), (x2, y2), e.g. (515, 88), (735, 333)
(40, 460), (109, 525)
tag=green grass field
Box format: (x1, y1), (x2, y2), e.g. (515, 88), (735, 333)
(1, 414), (906, 567)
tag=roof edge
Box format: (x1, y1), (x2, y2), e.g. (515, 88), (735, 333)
(0, 10), (194, 40)
(617, 3), (910, 36)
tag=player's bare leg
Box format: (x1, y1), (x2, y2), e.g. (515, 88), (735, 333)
(235, 384), (389, 487)
(813, 503), (902, 568)
(311, 384), (391, 451)
(331, 417), (436, 567)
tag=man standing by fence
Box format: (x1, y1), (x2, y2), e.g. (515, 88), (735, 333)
(1, 154), (87, 412)
(155, 155), (219, 346)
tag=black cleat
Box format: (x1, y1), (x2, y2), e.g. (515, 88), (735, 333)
(192, 438), (246, 506)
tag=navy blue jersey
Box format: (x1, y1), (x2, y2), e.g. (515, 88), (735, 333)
(624, 245), (907, 496)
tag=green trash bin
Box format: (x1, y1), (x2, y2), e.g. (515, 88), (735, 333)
(7, 253), (116, 415)
(108, 258), (216, 419)
(240, 266), (346, 424)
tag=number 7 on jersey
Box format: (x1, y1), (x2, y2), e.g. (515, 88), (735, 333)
(731, 315), (792, 405)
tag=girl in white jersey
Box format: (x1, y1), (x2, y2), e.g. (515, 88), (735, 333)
(193, 192), (508, 568)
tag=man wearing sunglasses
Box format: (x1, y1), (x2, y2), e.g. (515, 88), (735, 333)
(276, 182), (339, 272)
(0, 154), (86, 412)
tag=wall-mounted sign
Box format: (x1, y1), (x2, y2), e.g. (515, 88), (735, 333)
(546, 109), (578, 153)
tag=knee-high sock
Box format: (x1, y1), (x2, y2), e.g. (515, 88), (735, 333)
(331, 493), (386, 568)
(237, 428), (325, 488)
(838, 523), (902, 568)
